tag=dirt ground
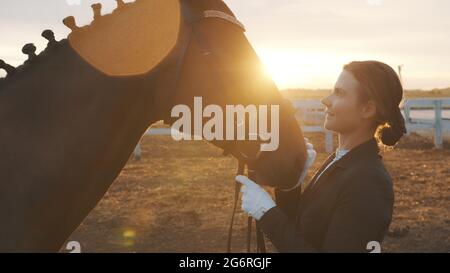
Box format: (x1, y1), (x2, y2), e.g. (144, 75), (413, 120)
(67, 132), (450, 253)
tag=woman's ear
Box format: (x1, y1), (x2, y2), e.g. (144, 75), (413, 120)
(361, 99), (378, 121)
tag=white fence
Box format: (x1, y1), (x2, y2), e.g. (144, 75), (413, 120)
(291, 100), (335, 153)
(403, 98), (450, 148)
(135, 98), (449, 158)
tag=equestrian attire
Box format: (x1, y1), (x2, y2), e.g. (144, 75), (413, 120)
(308, 147), (348, 188)
(238, 137), (394, 253)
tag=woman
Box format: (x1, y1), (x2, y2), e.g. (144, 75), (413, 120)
(236, 60), (407, 252)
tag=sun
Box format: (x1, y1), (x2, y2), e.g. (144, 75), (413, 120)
(256, 48), (347, 90)
(258, 49), (307, 89)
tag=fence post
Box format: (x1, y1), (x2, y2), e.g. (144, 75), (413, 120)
(325, 130), (334, 154)
(434, 100), (443, 149)
(403, 100), (411, 135)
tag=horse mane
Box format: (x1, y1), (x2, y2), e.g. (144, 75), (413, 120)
(0, 0), (181, 90)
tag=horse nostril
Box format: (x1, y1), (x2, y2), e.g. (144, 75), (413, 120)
(296, 153), (306, 168)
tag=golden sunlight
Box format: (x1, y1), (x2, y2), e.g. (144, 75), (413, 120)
(256, 48), (358, 90)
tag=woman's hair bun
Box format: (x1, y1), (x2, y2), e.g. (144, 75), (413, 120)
(379, 109), (407, 146)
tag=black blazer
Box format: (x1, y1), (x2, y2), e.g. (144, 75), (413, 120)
(259, 137), (394, 253)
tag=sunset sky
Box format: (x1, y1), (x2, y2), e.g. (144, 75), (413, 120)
(1, 0), (449, 90)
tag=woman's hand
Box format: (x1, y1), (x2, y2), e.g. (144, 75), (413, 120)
(280, 137), (317, 191)
(235, 175), (276, 220)
(301, 137), (317, 181)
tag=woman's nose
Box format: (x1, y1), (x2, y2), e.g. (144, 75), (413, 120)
(321, 95), (331, 108)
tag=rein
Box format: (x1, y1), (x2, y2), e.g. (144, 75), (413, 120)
(223, 146), (266, 253)
(225, 161), (267, 253)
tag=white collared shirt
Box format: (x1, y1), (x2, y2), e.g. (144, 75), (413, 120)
(310, 147), (349, 188)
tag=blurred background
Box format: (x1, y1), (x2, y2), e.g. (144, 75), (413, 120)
(1, 0), (450, 90)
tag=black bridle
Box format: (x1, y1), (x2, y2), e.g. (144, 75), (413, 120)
(168, 0), (268, 253)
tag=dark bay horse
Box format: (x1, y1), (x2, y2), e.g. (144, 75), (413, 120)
(0, 0), (307, 252)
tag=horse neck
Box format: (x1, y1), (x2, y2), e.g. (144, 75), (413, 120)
(0, 41), (164, 252)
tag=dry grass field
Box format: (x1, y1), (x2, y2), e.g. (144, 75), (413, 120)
(67, 132), (450, 253)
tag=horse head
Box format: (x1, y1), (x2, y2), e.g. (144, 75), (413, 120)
(0, 0), (307, 252)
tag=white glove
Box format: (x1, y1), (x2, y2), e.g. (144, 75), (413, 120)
(280, 137), (317, 191)
(300, 137), (317, 183)
(235, 175), (276, 220)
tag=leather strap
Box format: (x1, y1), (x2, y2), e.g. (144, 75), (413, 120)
(204, 10), (246, 31)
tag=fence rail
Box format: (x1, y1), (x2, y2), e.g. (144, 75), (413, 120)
(135, 98), (449, 158)
(403, 98), (450, 148)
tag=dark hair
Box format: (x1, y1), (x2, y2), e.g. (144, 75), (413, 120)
(343, 61), (407, 146)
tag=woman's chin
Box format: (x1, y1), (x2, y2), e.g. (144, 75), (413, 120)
(324, 119), (337, 132)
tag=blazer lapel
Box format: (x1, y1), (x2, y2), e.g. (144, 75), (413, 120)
(305, 160), (343, 197)
(302, 152), (336, 194)
(301, 137), (380, 199)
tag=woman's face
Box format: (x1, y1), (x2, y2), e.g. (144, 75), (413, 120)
(321, 70), (375, 134)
